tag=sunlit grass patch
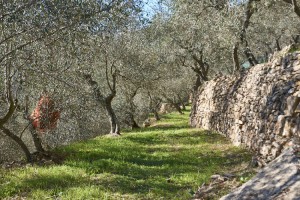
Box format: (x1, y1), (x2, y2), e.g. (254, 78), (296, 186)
(0, 107), (253, 199)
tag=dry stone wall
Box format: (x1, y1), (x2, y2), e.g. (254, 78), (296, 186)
(190, 46), (300, 161)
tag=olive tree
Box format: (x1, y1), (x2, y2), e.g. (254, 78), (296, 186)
(0, 0), (142, 161)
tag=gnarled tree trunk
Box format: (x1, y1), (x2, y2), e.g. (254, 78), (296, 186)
(25, 95), (45, 153)
(148, 92), (161, 121)
(105, 97), (120, 135)
(0, 70), (33, 162)
(233, 43), (240, 72)
(233, 0), (259, 69)
(0, 125), (32, 162)
(83, 70), (121, 136)
(29, 126), (45, 153)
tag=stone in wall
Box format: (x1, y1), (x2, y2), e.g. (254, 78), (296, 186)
(190, 45), (300, 161)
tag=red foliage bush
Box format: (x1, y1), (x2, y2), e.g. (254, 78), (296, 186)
(30, 95), (60, 133)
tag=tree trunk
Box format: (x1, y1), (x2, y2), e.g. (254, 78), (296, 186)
(148, 93), (161, 121)
(177, 95), (186, 111)
(130, 114), (140, 129)
(233, 43), (240, 72)
(191, 75), (202, 104)
(238, 0), (258, 67)
(292, 35), (300, 44)
(193, 75), (202, 94)
(105, 102), (120, 135)
(243, 39), (258, 67)
(0, 68), (33, 162)
(276, 38), (281, 51)
(164, 96), (184, 115)
(29, 125), (45, 153)
(173, 103), (183, 115)
(3, 66), (9, 103)
(24, 95), (45, 153)
(128, 100), (140, 129)
(181, 103), (186, 111)
(244, 47), (258, 66)
(153, 110), (160, 121)
(0, 125), (32, 162)
(82, 73), (120, 135)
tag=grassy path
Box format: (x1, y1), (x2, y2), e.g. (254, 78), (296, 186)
(0, 108), (253, 199)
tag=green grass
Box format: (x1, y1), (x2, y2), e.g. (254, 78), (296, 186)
(0, 107), (253, 199)
(288, 44), (300, 53)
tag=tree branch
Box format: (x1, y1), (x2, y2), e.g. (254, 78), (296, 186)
(82, 73), (105, 103)
(233, 42), (240, 71)
(0, 67), (17, 126)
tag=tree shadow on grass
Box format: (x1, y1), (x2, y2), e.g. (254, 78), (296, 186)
(58, 130), (252, 199)
(134, 125), (190, 133)
(63, 129), (244, 175)
(2, 134), (252, 200)
(125, 129), (229, 145)
(1, 104), (254, 199)
(92, 173), (188, 197)
(0, 170), (92, 199)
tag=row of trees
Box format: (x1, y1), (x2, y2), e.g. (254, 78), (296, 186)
(1, 0), (300, 162)
(0, 0), (191, 162)
(160, 0), (300, 94)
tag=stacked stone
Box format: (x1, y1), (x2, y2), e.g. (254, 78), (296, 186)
(190, 46), (300, 161)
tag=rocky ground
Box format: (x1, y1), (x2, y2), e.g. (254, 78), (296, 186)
(220, 146), (300, 200)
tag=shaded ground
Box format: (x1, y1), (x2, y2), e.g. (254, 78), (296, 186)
(221, 147), (300, 200)
(0, 108), (254, 199)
